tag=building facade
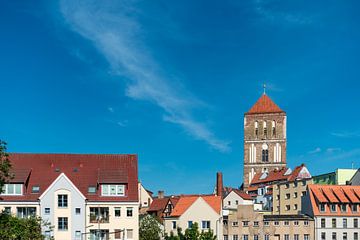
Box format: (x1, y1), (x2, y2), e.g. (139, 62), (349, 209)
(303, 184), (360, 240)
(313, 169), (357, 185)
(244, 93), (287, 189)
(0, 153), (139, 240)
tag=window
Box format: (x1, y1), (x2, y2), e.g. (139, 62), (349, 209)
(264, 221), (269, 226)
(294, 234), (299, 240)
(255, 121), (259, 138)
(286, 183), (290, 189)
(294, 221), (299, 226)
(304, 221), (309, 226)
(115, 229), (122, 239)
(321, 232), (326, 240)
(75, 231), (81, 239)
(272, 120), (276, 136)
(355, 233), (359, 240)
(332, 233), (336, 240)
(127, 207), (133, 217)
(285, 193), (290, 199)
(294, 181), (298, 187)
(319, 203), (326, 212)
(330, 204), (336, 212)
(31, 186), (40, 193)
(17, 207), (36, 218)
(232, 221), (238, 227)
(262, 150), (269, 162)
(4, 207), (11, 214)
(352, 204), (358, 212)
(45, 231), (51, 239)
(2, 184), (22, 195)
(302, 191), (307, 196)
(242, 235), (248, 240)
(172, 221), (176, 229)
(294, 204), (298, 210)
(276, 195), (280, 200)
(235, 200), (239, 205)
(233, 235), (239, 240)
(58, 195), (68, 208)
(354, 218), (358, 228)
(285, 205), (290, 211)
(263, 121), (267, 137)
(89, 207), (109, 223)
(341, 204), (347, 212)
(343, 232), (347, 240)
(254, 235), (259, 240)
(101, 184), (125, 196)
(188, 221), (193, 228)
(294, 192), (298, 198)
(202, 221), (210, 229)
(45, 208), (50, 215)
(114, 207), (121, 217)
(127, 229), (133, 239)
(274, 221), (279, 226)
(284, 234), (289, 240)
(228, 201), (231, 206)
(75, 208), (81, 215)
(224, 235), (228, 240)
(254, 221), (259, 227)
(58, 217), (68, 230)
(90, 230), (109, 240)
(264, 235), (270, 240)
(332, 218), (336, 228)
(343, 218), (347, 228)
(88, 186), (96, 194)
(242, 221), (249, 227)
(284, 221), (289, 226)
(321, 218), (326, 228)
(304, 234), (310, 240)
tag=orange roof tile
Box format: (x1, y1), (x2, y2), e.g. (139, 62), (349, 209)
(343, 188), (360, 203)
(170, 195), (221, 217)
(233, 189), (253, 200)
(322, 188), (339, 203)
(311, 187), (328, 203)
(354, 188), (360, 200)
(246, 94), (284, 114)
(333, 188), (350, 203)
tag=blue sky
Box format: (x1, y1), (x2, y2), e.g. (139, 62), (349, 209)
(1, 0), (360, 194)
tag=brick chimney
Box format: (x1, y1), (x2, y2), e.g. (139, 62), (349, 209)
(216, 172), (223, 198)
(158, 190), (164, 199)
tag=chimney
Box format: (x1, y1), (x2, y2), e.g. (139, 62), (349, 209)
(158, 190), (164, 199)
(216, 172), (223, 198)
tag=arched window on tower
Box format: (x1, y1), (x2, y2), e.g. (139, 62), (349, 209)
(272, 120), (276, 137)
(254, 121), (258, 138)
(262, 143), (269, 162)
(263, 121), (267, 138)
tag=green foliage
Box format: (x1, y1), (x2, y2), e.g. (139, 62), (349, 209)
(0, 211), (52, 240)
(165, 223), (217, 240)
(139, 214), (163, 240)
(0, 140), (12, 192)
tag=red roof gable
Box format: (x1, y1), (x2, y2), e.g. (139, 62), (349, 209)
(170, 195), (221, 217)
(1, 153), (138, 202)
(247, 94), (284, 114)
(233, 189), (253, 200)
(147, 198), (171, 212)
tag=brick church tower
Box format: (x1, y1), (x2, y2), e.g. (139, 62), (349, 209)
(243, 92), (287, 189)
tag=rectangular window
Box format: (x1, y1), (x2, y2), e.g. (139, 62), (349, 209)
(58, 217), (68, 230)
(242, 221), (249, 227)
(302, 191), (307, 196)
(284, 234), (289, 240)
(285, 205), (290, 211)
(75, 208), (81, 215)
(88, 186), (96, 194)
(294, 221), (299, 226)
(274, 221), (279, 226)
(304, 234), (310, 240)
(321, 232), (326, 240)
(331, 204), (336, 212)
(264, 221), (269, 226)
(17, 207), (36, 218)
(294, 234), (299, 240)
(294, 204), (298, 210)
(127, 229), (133, 239)
(224, 235), (228, 240)
(4, 207), (11, 214)
(354, 218), (358, 228)
(332, 218), (336, 228)
(115, 229), (121, 239)
(58, 195), (68, 208)
(101, 184), (125, 196)
(75, 231), (81, 239)
(321, 218), (326, 228)
(319, 203), (326, 212)
(254, 235), (258, 240)
(253, 221), (259, 227)
(354, 233), (359, 240)
(332, 233), (336, 240)
(233, 235), (239, 240)
(114, 207), (121, 217)
(2, 184), (23, 195)
(232, 221), (238, 227)
(285, 193), (290, 199)
(343, 218), (347, 228)
(172, 221), (176, 229)
(341, 204), (347, 212)
(89, 207), (109, 223)
(242, 235), (247, 240)
(45, 208), (50, 215)
(126, 207), (133, 217)
(352, 204), (358, 212)
(202, 220), (210, 229)
(89, 230), (109, 240)
(284, 221), (289, 226)
(188, 221), (193, 228)
(294, 192), (298, 198)
(343, 232), (347, 240)
(264, 235), (270, 240)
(304, 221), (309, 226)
(31, 186), (40, 193)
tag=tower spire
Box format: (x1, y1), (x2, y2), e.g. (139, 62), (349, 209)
(263, 83), (266, 95)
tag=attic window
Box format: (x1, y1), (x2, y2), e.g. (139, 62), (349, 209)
(88, 186), (96, 194)
(55, 168), (60, 172)
(31, 186), (40, 193)
(73, 168), (78, 173)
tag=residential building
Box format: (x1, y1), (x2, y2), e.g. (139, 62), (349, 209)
(138, 182), (153, 214)
(302, 184), (360, 240)
(224, 205), (314, 240)
(313, 169), (357, 185)
(0, 153), (139, 240)
(243, 92), (287, 189)
(223, 189), (253, 210)
(163, 195), (222, 239)
(349, 168), (360, 186)
(147, 193), (179, 222)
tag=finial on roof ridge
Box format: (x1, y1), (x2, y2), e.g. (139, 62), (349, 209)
(263, 83), (266, 95)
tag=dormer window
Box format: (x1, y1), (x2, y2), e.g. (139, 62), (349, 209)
(88, 186), (96, 194)
(319, 203), (326, 212)
(31, 186), (40, 193)
(1, 184), (23, 195)
(101, 184), (125, 196)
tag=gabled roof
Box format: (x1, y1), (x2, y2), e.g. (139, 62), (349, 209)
(1, 153), (138, 202)
(147, 198), (171, 212)
(170, 195), (221, 217)
(246, 94), (284, 115)
(233, 189), (253, 200)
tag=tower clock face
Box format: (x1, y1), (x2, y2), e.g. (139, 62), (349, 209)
(262, 143), (268, 150)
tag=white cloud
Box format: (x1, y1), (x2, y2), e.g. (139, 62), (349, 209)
(59, 0), (230, 152)
(308, 147), (321, 154)
(107, 107), (114, 113)
(331, 131), (360, 138)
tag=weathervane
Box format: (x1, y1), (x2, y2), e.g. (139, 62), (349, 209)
(263, 83), (266, 95)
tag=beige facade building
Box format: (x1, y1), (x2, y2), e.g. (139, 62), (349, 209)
(223, 205), (314, 240)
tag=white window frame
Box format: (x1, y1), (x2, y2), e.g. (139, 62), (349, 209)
(101, 184), (125, 196)
(2, 184), (23, 195)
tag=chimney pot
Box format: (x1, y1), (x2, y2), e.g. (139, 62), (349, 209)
(158, 190), (164, 199)
(216, 172), (223, 198)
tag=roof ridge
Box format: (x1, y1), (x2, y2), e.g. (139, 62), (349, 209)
(246, 94), (284, 114)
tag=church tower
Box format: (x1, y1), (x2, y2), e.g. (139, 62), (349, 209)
(243, 91), (287, 189)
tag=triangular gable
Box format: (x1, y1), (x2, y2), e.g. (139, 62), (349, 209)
(247, 94), (284, 114)
(296, 167), (312, 179)
(181, 197), (220, 217)
(39, 173), (86, 200)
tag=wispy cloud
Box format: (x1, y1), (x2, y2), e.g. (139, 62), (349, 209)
(253, 0), (313, 25)
(59, 0), (230, 152)
(331, 131), (360, 138)
(107, 107), (114, 113)
(308, 147), (321, 154)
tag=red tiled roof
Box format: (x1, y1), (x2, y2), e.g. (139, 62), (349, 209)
(333, 188), (349, 203)
(147, 198), (170, 212)
(311, 186), (328, 203)
(322, 188), (339, 203)
(1, 153), (138, 202)
(343, 188), (359, 203)
(246, 94), (284, 114)
(233, 189), (253, 200)
(170, 195), (221, 217)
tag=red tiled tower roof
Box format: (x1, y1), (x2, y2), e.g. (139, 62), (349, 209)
(246, 94), (284, 114)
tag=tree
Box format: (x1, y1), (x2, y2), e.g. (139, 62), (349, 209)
(139, 214), (163, 240)
(0, 140), (12, 193)
(165, 223), (217, 240)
